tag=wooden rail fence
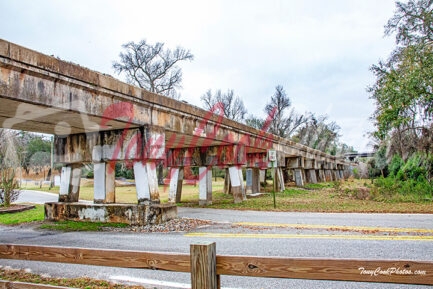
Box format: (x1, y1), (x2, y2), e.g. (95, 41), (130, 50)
(0, 243), (432, 288)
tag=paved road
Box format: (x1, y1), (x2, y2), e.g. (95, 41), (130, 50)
(16, 190), (59, 204)
(1, 191), (431, 289)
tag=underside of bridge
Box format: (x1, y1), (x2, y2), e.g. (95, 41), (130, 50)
(0, 39), (353, 225)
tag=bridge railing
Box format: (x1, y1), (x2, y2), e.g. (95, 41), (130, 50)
(0, 243), (432, 288)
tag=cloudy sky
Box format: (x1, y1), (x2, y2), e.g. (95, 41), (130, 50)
(0, 0), (398, 151)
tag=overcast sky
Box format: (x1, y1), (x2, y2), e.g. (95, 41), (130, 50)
(0, 0), (398, 152)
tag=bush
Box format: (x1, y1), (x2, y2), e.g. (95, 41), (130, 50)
(0, 168), (21, 207)
(115, 163), (135, 179)
(400, 153), (425, 180)
(370, 152), (433, 201)
(388, 155), (404, 177)
(352, 168), (360, 179)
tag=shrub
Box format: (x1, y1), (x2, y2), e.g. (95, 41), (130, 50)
(352, 168), (360, 179)
(400, 153), (425, 180)
(0, 168), (21, 207)
(388, 155), (404, 177)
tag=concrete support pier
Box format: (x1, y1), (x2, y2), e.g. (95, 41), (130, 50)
(223, 168), (231, 194)
(58, 164), (81, 202)
(276, 167), (285, 191)
(168, 167), (184, 203)
(229, 166), (246, 203)
(133, 161), (161, 204)
(246, 168), (253, 195)
(246, 168), (262, 194)
(94, 162), (116, 204)
(293, 169), (305, 187)
(307, 169), (318, 184)
(252, 168), (261, 193)
(199, 166), (212, 205)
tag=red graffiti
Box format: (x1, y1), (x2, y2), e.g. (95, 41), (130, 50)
(97, 100), (276, 184)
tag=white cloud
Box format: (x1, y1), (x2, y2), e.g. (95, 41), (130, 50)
(0, 0), (397, 151)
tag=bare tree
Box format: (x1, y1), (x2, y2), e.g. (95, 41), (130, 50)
(385, 0), (433, 46)
(113, 39), (193, 98)
(264, 85), (309, 138)
(201, 89), (247, 122)
(294, 115), (341, 154)
(245, 115), (266, 131)
(265, 85), (290, 137)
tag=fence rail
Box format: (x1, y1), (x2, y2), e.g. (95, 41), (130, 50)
(0, 243), (432, 288)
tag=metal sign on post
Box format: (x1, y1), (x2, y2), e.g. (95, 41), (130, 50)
(268, 150), (277, 209)
(268, 150), (277, 162)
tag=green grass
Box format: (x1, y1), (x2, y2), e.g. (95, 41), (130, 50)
(0, 205), (128, 231)
(14, 179), (433, 218)
(0, 205), (44, 225)
(304, 182), (333, 190)
(179, 179), (433, 213)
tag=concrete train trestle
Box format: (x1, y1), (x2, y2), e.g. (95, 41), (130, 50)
(0, 39), (354, 224)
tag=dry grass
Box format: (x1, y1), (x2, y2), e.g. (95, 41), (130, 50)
(0, 266), (144, 288)
(20, 178), (433, 213)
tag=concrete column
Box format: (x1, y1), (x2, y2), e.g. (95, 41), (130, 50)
(146, 161), (160, 203)
(252, 168), (260, 193)
(168, 167), (184, 203)
(229, 166), (245, 203)
(223, 168), (231, 194)
(238, 168), (246, 201)
(259, 170), (266, 183)
(246, 168), (253, 195)
(339, 170), (344, 180)
(294, 168), (305, 187)
(307, 169), (318, 184)
(318, 170), (326, 182)
(333, 170), (340, 180)
(133, 161), (160, 204)
(276, 167), (285, 191)
(325, 170), (333, 182)
(59, 164), (81, 202)
(94, 162), (115, 204)
(133, 161), (150, 204)
(199, 166), (212, 205)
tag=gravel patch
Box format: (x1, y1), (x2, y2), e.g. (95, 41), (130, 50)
(100, 217), (215, 233)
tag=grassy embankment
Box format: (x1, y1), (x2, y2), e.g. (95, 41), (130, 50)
(18, 177), (433, 213)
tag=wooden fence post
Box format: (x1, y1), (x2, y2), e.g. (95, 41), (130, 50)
(190, 242), (219, 289)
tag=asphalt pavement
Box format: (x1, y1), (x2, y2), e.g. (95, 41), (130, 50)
(1, 190), (432, 289)
(16, 190), (58, 204)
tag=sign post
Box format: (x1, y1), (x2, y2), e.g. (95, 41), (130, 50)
(268, 150), (277, 209)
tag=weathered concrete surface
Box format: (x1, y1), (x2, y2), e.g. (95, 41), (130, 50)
(0, 38), (346, 165)
(44, 202), (177, 225)
(0, 38), (355, 208)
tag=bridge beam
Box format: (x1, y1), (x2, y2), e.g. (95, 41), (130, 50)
(166, 145), (246, 167)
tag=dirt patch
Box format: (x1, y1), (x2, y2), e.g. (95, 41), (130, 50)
(0, 204), (35, 214)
